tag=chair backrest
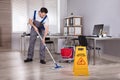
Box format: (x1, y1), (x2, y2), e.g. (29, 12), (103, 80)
(45, 37), (50, 41)
(78, 35), (88, 47)
(45, 37), (54, 44)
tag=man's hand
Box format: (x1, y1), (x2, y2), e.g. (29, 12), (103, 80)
(34, 27), (38, 32)
(28, 19), (38, 32)
(29, 19), (33, 26)
(42, 38), (45, 44)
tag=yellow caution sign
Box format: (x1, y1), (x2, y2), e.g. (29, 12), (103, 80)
(73, 46), (89, 76)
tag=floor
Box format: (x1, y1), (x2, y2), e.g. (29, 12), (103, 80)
(0, 51), (120, 80)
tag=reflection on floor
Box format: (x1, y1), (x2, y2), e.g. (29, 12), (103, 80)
(0, 51), (120, 80)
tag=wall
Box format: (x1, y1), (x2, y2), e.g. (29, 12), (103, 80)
(68, 0), (120, 36)
(0, 28), (1, 46)
(44, 0), (58, 34)
(0, 0), (12, 50)
(68, 0), (120, 56)
(59, 0), (68, 34)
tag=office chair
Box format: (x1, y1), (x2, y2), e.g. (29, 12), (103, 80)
(78, 35), (101, 64)
(78, 35), (101, 57)
(45, 37), (55, 52)
(78, 35), (91, 63)
(91, 46), (101, 57)
(78, 35), (88, 47)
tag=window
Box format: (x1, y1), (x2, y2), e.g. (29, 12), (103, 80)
(12, 0), (28, 33)
(12, 0), (58, 34)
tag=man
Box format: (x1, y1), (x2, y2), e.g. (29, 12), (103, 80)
(24, 7), (49, 64)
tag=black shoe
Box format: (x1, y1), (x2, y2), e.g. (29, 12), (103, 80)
(40, 60), (46, 64)
(24, 58), (33, 62)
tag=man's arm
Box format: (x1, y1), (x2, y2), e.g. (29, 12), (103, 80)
(28, 19), (38, 32)
(42, 24), (49, 43)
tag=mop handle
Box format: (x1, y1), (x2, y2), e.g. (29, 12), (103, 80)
(36, 31), (56, 64)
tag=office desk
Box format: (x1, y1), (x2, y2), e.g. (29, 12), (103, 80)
(47, 35), (77, 39)
(20, 34), (77, 55)
(87, 37), (120, 65)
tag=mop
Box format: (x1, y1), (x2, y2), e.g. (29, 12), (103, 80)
(33, 10), (62, 69)
(36, 31), (62, 69)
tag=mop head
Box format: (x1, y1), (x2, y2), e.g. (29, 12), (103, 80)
(53, 63), (63, 69)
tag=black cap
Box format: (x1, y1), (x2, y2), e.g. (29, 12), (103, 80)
(40, 7), (48, 13)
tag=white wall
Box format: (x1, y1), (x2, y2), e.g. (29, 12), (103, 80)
(44, 0), (58, 34)
(59, 0), (68, 34)
(68, 0), (120, 56)
(68, 0), (120, 36)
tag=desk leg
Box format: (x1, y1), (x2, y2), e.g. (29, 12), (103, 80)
(24, 36), (26, 58)
(20, 37), (22, 53)
(93, 39), (96, 65)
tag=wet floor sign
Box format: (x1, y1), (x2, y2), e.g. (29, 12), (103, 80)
(73, 46), (89, 76)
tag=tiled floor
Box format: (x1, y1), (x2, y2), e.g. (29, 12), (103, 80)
(0, 51), (120, 80)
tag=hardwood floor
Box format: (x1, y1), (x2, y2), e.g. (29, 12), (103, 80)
(0, 51), (120, 80)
